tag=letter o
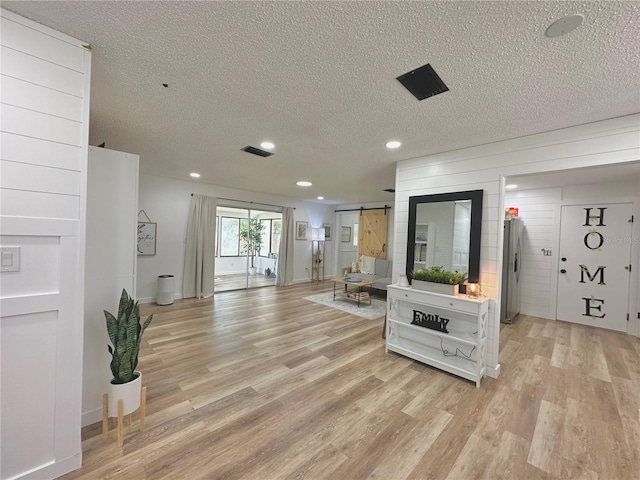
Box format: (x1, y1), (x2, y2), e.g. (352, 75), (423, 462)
(584, 232), (604, 250)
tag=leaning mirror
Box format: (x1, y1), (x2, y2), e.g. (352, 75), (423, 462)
(406, 190), (483, 284)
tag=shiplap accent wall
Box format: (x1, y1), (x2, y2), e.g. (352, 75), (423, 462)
(0, 9), (90, 480)
(505, 188), (561, 320)
(394, 114), (640, 376)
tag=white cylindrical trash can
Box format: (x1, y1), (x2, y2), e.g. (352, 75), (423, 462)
(157, 275), (174, 305)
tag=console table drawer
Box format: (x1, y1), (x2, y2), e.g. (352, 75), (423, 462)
(388, 286), (480, 315)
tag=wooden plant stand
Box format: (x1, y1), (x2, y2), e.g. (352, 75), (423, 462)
(102, 387), (147, 447)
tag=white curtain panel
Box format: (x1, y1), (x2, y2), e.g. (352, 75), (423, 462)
(182, 194), (217, 298)
(276, 207), (294, 286)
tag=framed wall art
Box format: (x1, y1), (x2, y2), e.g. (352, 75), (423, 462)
(137, 222), (157, 255)
(295, 221), (308, 241)
(323, 223), (332, 241)
(340, 226), (351, 243)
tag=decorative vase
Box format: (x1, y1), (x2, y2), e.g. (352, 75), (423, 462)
(411, 280), (459, 296)
(397, 274), (410, 287)
(108, 371), (142, 416)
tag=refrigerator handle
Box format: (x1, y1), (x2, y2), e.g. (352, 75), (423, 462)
(515, 236), (522, 282)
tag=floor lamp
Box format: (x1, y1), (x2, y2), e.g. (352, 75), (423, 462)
(311, 228), (325, 281)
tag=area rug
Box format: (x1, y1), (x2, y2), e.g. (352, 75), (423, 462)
(303, 292), (386, 320)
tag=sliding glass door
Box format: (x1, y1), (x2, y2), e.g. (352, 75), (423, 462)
(214, 206), (281, 292)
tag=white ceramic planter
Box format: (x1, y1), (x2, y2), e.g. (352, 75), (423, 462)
(108, 371), (142, 416)
(248, 267), (257, 276)
(411, 280), (459, 296)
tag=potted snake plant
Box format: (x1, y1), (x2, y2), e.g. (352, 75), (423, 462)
(105, 289), (153, 416)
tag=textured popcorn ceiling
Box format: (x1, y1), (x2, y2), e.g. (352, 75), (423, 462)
(4, 1), (640, 203)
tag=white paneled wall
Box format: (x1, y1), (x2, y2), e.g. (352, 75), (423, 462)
(505, 188), (561, 319)
(395, 114), (640, 376)
(0, 9), (90, 480)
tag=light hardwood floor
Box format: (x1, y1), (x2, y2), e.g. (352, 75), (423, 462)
(64, 281), (640, 479)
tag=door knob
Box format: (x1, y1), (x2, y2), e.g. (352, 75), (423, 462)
(561, 257), (567, 262)
(560, 269), (566, 274)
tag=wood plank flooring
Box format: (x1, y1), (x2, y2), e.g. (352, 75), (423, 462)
(214, 273), (276, 292)
(63, 281), (640, 479)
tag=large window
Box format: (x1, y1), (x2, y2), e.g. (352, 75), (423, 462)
(220, 217), (248, 256)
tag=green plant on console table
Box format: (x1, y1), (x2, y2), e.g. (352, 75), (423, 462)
(105, 289), (153, 384)
(411, 266), (467, 285)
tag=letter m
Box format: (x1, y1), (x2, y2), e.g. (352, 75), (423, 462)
(579, 265), (606, 285)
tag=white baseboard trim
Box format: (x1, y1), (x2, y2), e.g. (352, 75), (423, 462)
(18, 453), (82, 480)
(82, 407), (103, 428)
(139, 294), (183, 305)
(487, 364), (501, 379)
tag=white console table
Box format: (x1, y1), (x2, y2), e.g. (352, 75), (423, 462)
(386, 285), (489, 387)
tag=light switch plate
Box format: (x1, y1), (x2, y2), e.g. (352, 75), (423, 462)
(1, 246), (20, 272)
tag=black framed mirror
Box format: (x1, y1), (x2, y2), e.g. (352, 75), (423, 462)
(406, 189), (483, 284)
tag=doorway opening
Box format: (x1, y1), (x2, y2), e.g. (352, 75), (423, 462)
(214, 206), (282, 292)
(501, 161), (640, 333)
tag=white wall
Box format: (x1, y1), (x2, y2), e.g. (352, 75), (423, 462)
(0, 9), (90, 479)
(83, 147), (139, 427)
(505, 179), (640, 322)
(136, 174), (336, 303)
(395, 114), (640, 377)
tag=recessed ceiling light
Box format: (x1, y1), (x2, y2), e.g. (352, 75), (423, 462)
(317, 196), (324, 200)
(296, 181), (312, 187)
(190, 172), (201, 178)
(386, 141), (401, 149)
(505, 184), (517, 190)
(260, 142), (275, 150)
(545, 14), (583, 38)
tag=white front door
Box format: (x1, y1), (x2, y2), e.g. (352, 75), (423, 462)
(556, 203), (633, 332)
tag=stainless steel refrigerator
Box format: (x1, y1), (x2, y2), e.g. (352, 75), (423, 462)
(501, 217), (522, 324)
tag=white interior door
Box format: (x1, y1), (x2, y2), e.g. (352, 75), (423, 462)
(556, 203), (633, 332)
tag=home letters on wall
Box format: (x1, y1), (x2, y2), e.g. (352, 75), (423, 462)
(557, 203), (632, 332)
(580, 207), (607, 318)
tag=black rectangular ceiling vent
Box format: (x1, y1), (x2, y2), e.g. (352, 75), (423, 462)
(241, 146), (273, 157)
(396, 63), (449, 101)
(384, 188), (395, 193)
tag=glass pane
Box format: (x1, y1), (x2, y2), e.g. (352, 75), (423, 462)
(272, 219), (281, 256)
(353, 223), (359, 246)
(239, 218), (248, 255)
(220, 217), (240, 256)
(259, 220), (270, 257)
